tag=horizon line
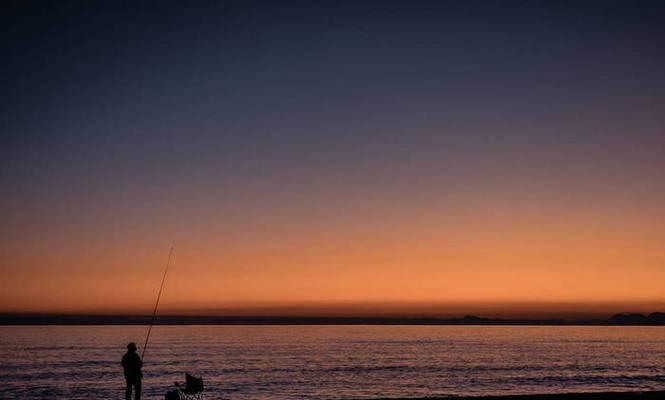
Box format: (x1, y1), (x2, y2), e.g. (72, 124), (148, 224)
(2, 311), (665, 326)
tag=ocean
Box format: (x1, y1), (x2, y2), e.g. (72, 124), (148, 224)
(1, 325), (664, 399)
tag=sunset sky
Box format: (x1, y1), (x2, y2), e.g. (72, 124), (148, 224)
(2, 1), (665, 318)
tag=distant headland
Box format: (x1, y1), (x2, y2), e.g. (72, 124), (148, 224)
(2, 312), (664, 326)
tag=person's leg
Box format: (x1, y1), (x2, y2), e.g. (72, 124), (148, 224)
(125, 380), (132, 400)
(134, 379), (142, 400)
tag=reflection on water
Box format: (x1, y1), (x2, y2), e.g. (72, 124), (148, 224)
(1, 325), (665, 399)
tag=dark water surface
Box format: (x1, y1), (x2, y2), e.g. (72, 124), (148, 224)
(1, 325), (664, 399)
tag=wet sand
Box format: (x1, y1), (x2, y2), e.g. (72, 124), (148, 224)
(382, 391), (665, 400)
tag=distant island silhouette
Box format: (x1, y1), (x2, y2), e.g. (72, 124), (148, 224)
(608, 312), (665, 324)
(2, 312), (665, 325)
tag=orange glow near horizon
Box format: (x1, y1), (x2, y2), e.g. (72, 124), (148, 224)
(3, 173), (664, 318)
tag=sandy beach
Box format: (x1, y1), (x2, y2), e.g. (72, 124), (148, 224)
(383, 391), (665, 400)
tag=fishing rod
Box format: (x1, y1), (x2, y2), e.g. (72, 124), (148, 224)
(142, 245), (174, 360)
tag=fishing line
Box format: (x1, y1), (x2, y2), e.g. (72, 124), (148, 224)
(142, 244), (174, 360)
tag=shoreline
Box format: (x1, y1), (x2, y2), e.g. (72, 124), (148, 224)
(375, 391), (665, 400)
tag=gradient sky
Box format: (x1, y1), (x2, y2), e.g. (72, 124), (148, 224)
(2, 1), (665, 317)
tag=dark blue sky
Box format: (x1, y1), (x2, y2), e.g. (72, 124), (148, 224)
(4, 1), (665, 180)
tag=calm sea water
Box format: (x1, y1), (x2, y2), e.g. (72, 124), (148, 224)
(1, 325), (664, 399)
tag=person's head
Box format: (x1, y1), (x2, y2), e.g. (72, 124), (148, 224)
(127, 342), (137, 353)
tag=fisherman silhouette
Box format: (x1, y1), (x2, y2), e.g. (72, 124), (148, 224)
(122, 342), (143, 400)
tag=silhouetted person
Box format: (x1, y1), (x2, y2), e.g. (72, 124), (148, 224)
(122, 342), (143, 400)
